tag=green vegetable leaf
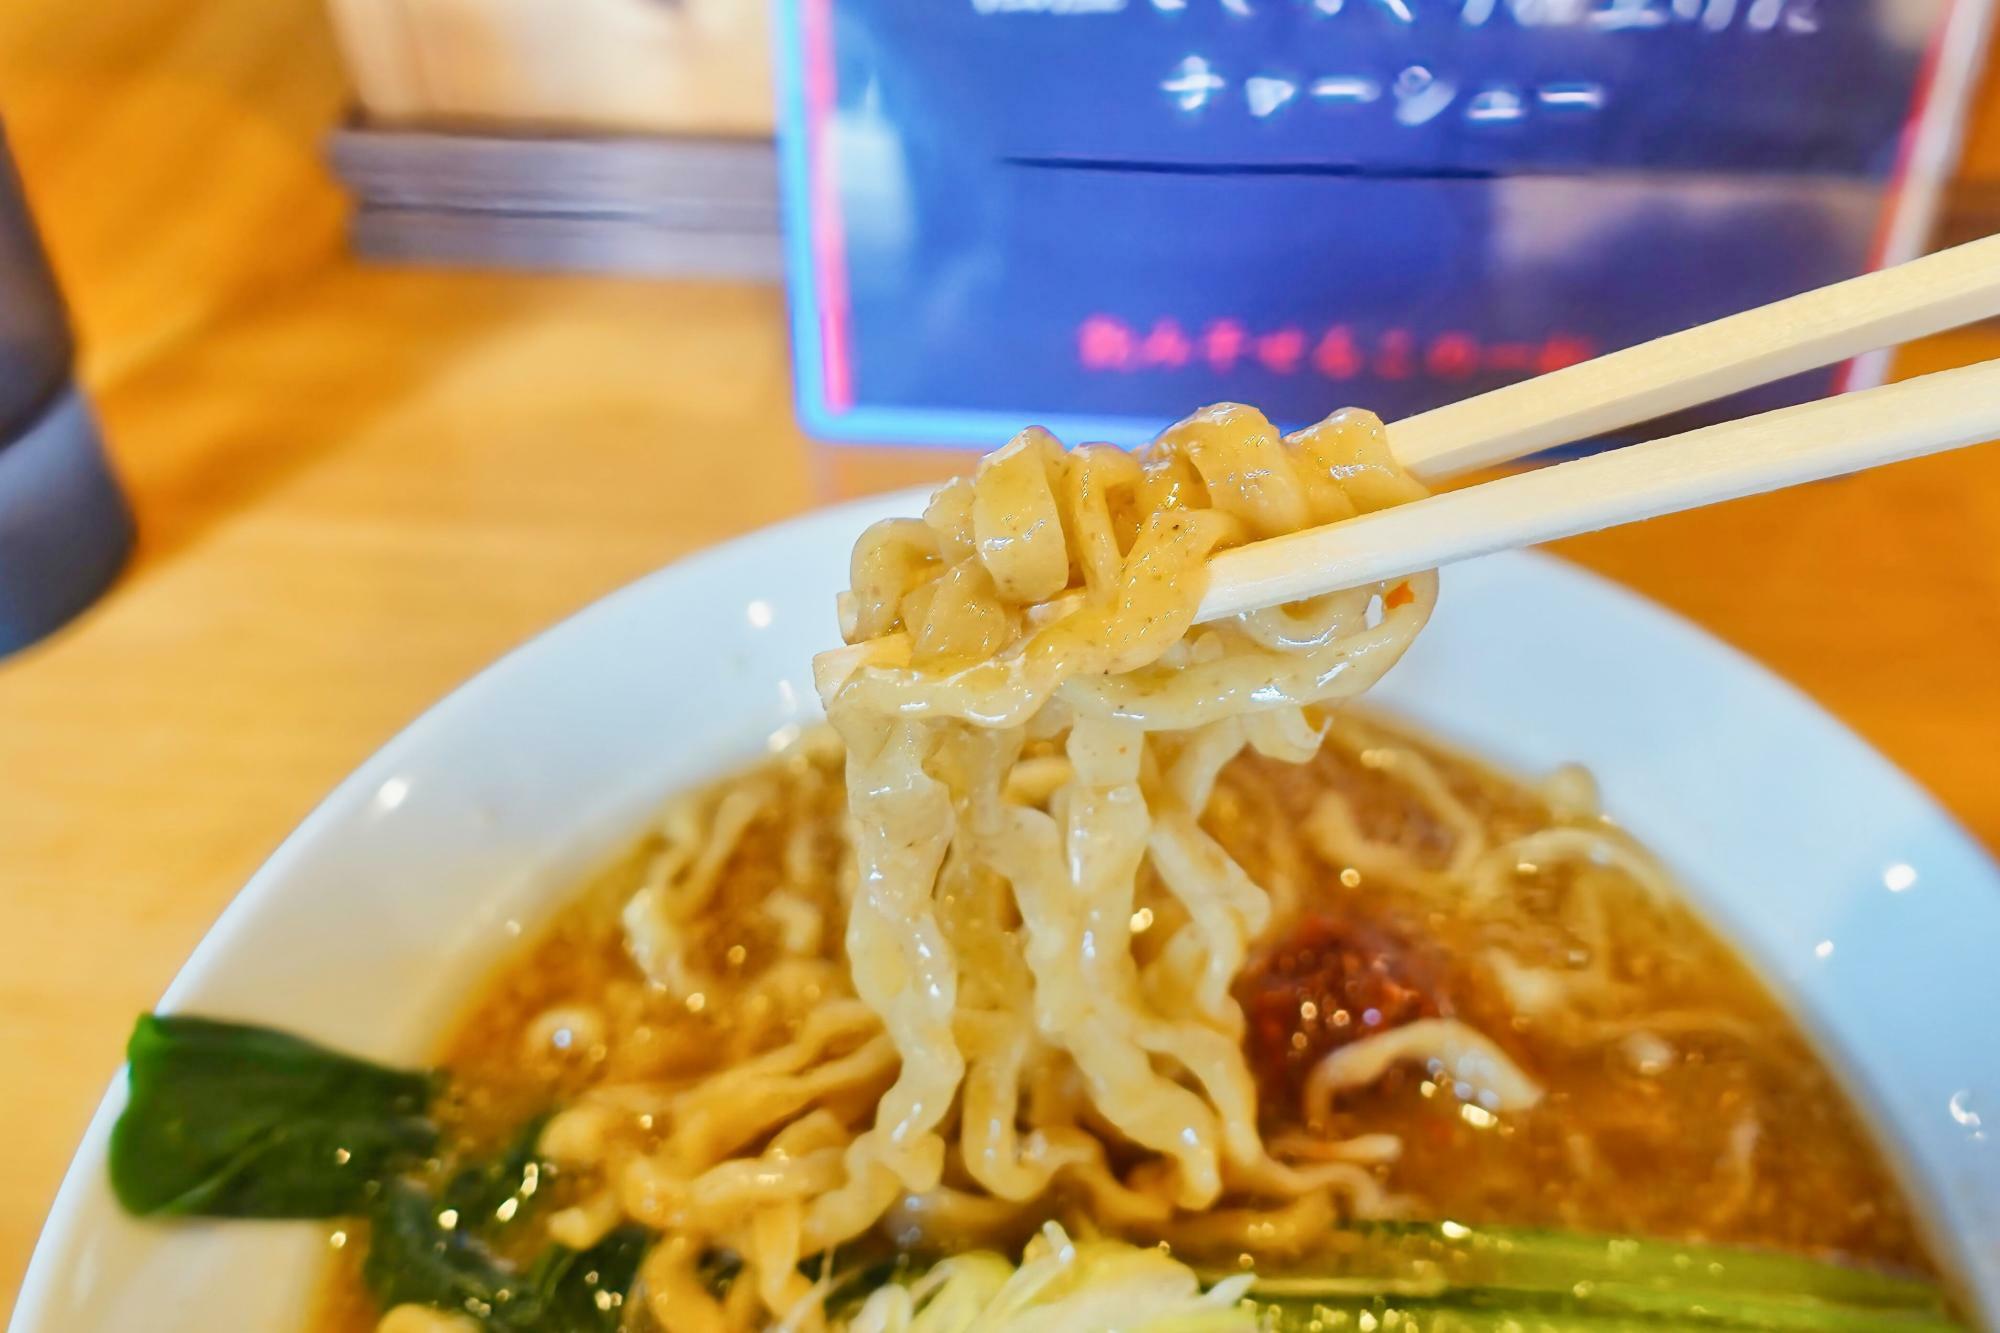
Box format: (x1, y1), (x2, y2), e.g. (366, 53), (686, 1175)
(1235, 1221), (1968, 1332)
(365, 1178), (647, 1332)
(520, 1226), (649, 1332)
(108, 1013), (440, 1218)
(365, 1180), (525, 1319)
(440, 1114), (551, 1230)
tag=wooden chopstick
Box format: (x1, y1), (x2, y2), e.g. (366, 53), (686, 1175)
(814, 243), (2000, 700)
(1198, 357), (2000, 623)
(814, 361), (2000, 701)
(1388, 234), (2000, 482)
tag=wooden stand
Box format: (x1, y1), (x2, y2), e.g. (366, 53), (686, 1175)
(328, 126), (781, 278)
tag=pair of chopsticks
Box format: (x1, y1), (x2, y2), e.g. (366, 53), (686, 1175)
(814, 235), (2000, 694)
(1202, 233), (2000, 621)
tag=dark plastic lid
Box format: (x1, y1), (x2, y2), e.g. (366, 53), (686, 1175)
(0, 384), (134, 657)
(0, 129), (72, 443)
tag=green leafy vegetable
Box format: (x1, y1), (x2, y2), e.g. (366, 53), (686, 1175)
(106, 1012), (1969, 1333)
(1233, 1220), (1967, 1332)
(109, 1013), (440, 1218)
(365, 1178), (647, 1332)
(522, 1229), (651, 1332)
(365, 1180), (525, 1319)
(106, 1013), (649, 1329)
(1246, 1292), (1967, 1332)
(833, 1221), (1969, 1333)
(439, 1114), (551, 1229)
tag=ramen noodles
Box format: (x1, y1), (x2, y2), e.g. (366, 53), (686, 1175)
(296, 405), (1936, 1332)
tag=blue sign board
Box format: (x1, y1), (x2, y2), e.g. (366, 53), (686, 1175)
(777, 0), (1988, 449)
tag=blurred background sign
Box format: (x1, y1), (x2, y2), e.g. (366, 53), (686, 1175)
(779, 0), (1993, 448)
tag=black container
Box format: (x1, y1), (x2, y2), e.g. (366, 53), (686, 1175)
(0, 127), (132, 657)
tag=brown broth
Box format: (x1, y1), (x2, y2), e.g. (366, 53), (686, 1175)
(313, 718), (1933, 1330)
(1214, 721), (1927, 1266)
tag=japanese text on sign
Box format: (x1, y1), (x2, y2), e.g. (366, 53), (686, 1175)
(1078, 315), (1597, 382)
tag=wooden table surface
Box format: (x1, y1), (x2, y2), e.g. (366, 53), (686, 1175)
(3, 260), (1999, 1314)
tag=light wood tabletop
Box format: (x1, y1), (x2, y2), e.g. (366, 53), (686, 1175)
(5, 1), (2000, 1321)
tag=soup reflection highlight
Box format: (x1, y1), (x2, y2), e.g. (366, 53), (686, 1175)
(318, 715), (1929, 1332)
(307, 404), (1930, 1332)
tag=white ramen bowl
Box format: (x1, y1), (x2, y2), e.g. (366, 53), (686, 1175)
(12, 489), (2000, 1331)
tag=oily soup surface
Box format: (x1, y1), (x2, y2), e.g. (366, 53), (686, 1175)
(317, 403), (1934, 1331)
(315, 716), (1931, 1332)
